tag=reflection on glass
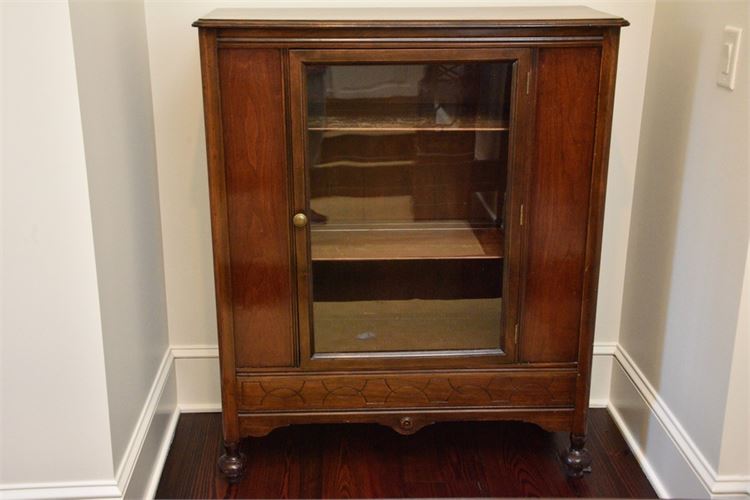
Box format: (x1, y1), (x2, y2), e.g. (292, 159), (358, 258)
(305, 62), (513, 354)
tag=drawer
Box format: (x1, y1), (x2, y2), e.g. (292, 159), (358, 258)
(237, 370), (576, 412)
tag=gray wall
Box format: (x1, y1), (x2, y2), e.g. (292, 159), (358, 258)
(69, 0), (170, 472)
(618, 0), (748, 472)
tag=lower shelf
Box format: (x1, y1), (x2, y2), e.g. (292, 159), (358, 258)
(313, 298), (502, 353)
(311, 226), (503, 261)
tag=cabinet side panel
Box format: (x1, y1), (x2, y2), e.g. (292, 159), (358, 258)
(219, 48), (296, 368)
(520, 47), (601, 362)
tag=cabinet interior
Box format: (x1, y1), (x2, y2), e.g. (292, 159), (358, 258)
(305, 61), (512, 355)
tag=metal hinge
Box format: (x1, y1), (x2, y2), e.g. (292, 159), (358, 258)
(514, 323), (519, 345)
(520, 204), (525, 226)
(526, 70), (531, 95)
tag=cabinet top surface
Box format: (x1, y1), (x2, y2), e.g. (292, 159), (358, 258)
(193, 6), (628, 28)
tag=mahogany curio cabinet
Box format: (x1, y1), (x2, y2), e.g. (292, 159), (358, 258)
(194, 7), (628, 481)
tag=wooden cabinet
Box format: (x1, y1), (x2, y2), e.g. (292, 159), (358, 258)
(194, 7), (627, 481)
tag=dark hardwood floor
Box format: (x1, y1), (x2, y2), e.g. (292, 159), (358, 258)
(156, 409), (656, 498)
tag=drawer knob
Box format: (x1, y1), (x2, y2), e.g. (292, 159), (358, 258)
(292, 212), (308, 228)
(399, 416), (413, 430)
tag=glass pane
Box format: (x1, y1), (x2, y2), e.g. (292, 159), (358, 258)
(305, 61), (512, 354)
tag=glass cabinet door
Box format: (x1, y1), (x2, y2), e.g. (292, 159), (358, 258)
(292, 50), (528, 360)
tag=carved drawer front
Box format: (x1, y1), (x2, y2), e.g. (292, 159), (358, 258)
(237, 371), (576, 412)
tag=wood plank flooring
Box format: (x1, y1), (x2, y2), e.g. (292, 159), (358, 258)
(155, 409), (656, 498)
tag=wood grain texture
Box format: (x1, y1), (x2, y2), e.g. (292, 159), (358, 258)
(155, 409), (656, 499)
(197, 16), (626, 480)
(572, 28), (622, 436)
(520, 47), (601, 363)
(239, 408), (575, 438)
(237, 370), (576, 411)
(193, 6), (629, 28)
(219, 48), (296, 368)
(198, 29), (241, 444)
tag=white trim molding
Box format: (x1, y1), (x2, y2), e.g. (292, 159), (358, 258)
(173, 342), (620, 359)
(115, 349), (174, 494)
(607, 401), (670, 498)
(611, 345), (750, 499)
(0, 481), (121, 500)
(593, 341), (618, 356)
(179, 403), (223, 413)
(170, 342), (618, 411)
(1, 349), (179, 500)
(12, 341), (744, 500)
(140, 408), (181, 499)
(590, 341), (617, 408)
(117, 349), (179, 499)
(171, 345), (219, 359)
(712, 477), (750, 499)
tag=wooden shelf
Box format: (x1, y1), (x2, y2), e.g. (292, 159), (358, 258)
(308, 114), (508, 132)
(313, 297), (502, 353)
(311, 226), (503, 261)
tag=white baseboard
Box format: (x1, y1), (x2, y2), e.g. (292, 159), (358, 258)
(10, 341), (745, 500)
(171, 342), (618, 411)
(0, 481), (121, 500)
(171, 345), (219, 359)
(116, 349), (175, 496)
(0, 350), (177, 500)
(142, 342), (750, 499)
(712, 478), (750, 499)
(171, 342), (620, 358)
(591, 342), (616, 407)
(140, 408), (181, 499)
(610, 345), (750, 499)
(174, 356), (222, 411)
(27, 340), (732, 500)
(179, 403), (222, 413)
(608, 399), (670, 498)
(593, 341), (618, 356)
(26, 336), (632, 499)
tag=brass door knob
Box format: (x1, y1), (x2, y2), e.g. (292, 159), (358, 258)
(292, 212), (308, 228)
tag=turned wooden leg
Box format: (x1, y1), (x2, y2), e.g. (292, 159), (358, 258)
(218, 441), (246, 483)
(563, 433), (592, 478)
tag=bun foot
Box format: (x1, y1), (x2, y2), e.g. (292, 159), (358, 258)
(218, 441), (246, 483)
(563, 433), (592, 478)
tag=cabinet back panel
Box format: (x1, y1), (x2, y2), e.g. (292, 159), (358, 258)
(520, 47), (600, 362)
(219, 48), (296, 368)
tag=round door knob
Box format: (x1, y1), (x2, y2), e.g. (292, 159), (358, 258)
(292, 212), (308, 228)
